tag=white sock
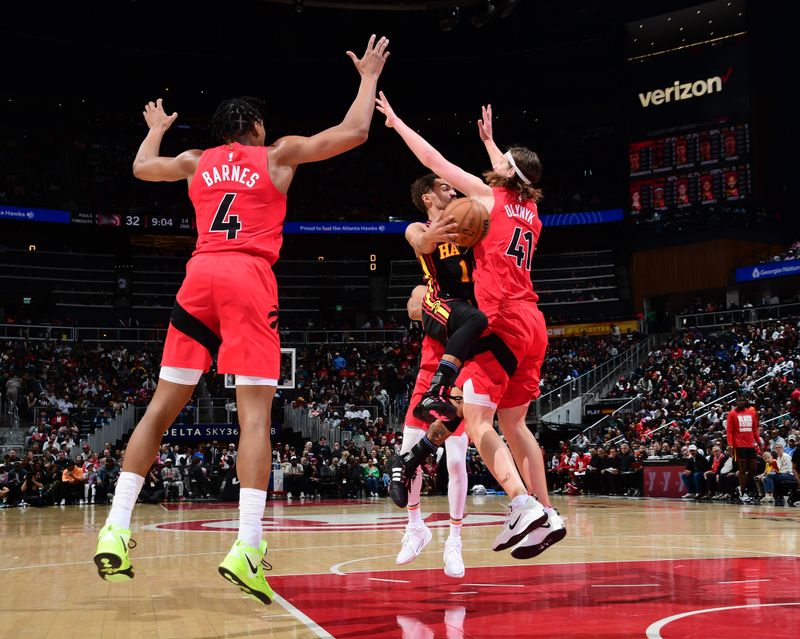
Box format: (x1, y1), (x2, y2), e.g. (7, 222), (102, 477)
(106, 472), (145, 529)
(238, 487), (267, 548)
(407, 503), (423, 526)
(445, 434), (468, 531)
(510, 493), (530, 509)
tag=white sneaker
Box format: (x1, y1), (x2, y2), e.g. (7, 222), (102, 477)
(511, 507), (567, 560)
(396, 523), (432, 565)
(492, 496), (548, 552)
(300, 492), (305, 499)
(739, 492), (753, 504)
(762, 495), (775, 503)
(60, 499), (66, 506)
(682, 493), (695, 499)
(443, 537), (465, 578)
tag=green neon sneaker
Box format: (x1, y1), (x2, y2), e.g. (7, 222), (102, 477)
(218, 539), (274, 605)
(93, 523), (136, 582)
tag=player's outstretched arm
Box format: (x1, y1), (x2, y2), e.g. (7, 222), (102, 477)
(272, 35), (390, 167)
(132, 99), (201, 182)
(404, 216), (458, 256)
(477, 104), (505, 170)
(376, 91), (493, 204)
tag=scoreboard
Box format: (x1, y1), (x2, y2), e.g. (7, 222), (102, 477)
(71, 211), (197, 233)
(628, 123), (751, 222)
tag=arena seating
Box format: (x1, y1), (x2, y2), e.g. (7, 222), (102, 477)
(387, 249), (632, 323)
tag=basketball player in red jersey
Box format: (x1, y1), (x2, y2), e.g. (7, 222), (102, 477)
(92, 35), (390, 603)
(376, 95), (565, 559)
(726, 395), (763, 504)
(391, 175), (484, 578)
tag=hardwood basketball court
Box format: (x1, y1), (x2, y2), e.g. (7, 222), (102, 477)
(1, 495), (799, 638)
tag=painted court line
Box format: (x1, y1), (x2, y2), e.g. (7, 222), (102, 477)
(451, 591), (479, 595)
(463, 583), (525, 588)
(272, 592), (335, 638)
(645, 602), (800, 639)
(369, 577), (411, 583)
(718, 578), (771, 584)
(591, 583), (660, 588)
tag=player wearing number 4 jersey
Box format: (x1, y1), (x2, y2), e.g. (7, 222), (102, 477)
(92, 35), (390, 603)
(377, 96), (565, 559)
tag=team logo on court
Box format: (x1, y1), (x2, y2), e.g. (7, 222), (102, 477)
(149, 511), (506, 533)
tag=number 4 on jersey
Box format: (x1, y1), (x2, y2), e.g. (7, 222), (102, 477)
(210, 193), (242, 240)
(505, 226), (534, 271)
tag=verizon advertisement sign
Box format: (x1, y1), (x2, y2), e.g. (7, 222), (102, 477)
(628, 39), (749, 132)
(638, 68), (730, 108)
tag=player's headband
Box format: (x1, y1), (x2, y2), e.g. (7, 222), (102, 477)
(504, 151), (531, 185)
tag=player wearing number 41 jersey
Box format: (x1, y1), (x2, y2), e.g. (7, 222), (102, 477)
(92, 35), (390, 604)
(377, 96), (565, 560)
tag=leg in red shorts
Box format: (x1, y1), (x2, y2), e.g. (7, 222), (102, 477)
(162, 253), (281, 381)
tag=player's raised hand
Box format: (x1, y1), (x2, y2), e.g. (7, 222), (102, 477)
(477, 104), (493, 142)
(425, 214), (459, 245)
(375, 91), (400, 128)
(143, 98), (178, 131)
(346, 34), (390, 79)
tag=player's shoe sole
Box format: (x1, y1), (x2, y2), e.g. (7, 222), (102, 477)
(492, 498), (548, 552)
(511, 516), (567, 560)
(94, 523), (135, 582)
(413, 394), (458, 424)
(218, 539), (274, 605)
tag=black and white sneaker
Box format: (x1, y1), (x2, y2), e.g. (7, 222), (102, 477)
(511, 507), (567, 560)
(492, 496), (548, 552)
(412, 385), (458, 424)
(389, 454), (413, 508)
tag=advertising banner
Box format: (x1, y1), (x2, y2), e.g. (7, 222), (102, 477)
(0, 205), (70, 224)
(628, 38), (749, 134)
(735, 259), (800, 283)
(162, 424), (239, 442)
(546, 319), (639, 339)
(643, 462), (688, 498)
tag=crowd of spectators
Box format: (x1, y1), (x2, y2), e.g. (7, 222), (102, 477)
(765, 240), (800, 263)
(679, 294), (792, 317)
(1, 322), (644, 508)
(546, 317), (800, 505)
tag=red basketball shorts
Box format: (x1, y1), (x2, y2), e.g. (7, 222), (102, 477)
(458, 303), (547, 410)
(161, 252), (281, 379)
(404, 336), (466, 437)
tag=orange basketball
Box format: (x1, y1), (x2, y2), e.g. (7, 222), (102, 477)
(445, 197), (489, 248)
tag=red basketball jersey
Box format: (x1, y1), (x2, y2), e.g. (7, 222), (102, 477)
(472, 187), (541, 313)
(189, 142), (286, 264)
(726, 407), (760, 448)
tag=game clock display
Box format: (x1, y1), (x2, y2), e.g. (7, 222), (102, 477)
(71, 212), (196, 233)
(124, 214), (195, 231)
